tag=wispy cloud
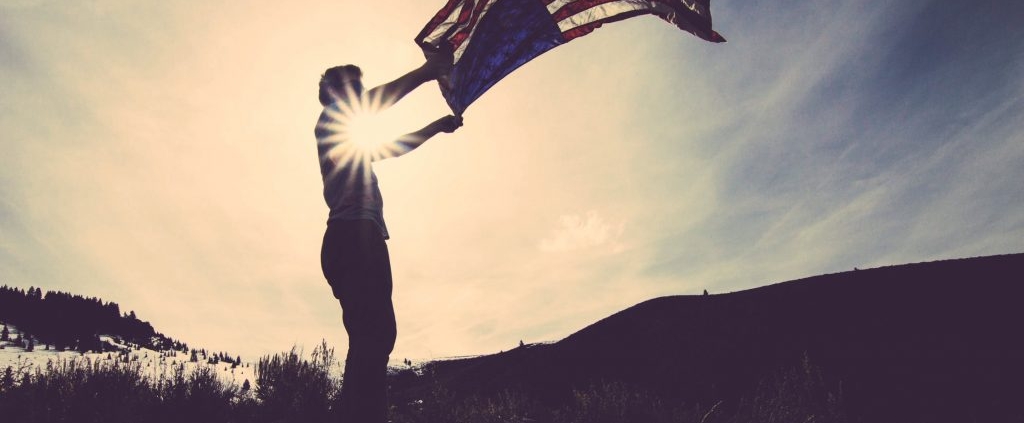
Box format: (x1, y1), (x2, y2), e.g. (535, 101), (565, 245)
(539, 211), (624, 254)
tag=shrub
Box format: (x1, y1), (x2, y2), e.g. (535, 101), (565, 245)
(0, 358), (158, 423)
(554, 381), (676, 423)
(0, 357), (240, 423)
(726, 353), (847, 423)
(254, 341), (337, 423)
(389, 384), (544, 423)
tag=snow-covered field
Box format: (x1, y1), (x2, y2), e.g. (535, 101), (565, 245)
(0, 322), (255, 388)
(0, 321), (481, 387)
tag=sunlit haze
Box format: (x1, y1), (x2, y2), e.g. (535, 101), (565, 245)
(2, 0), (1022, 362)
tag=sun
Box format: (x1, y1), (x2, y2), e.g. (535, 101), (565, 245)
(319, 86), (409, 163)
(345, 107), (394, 154)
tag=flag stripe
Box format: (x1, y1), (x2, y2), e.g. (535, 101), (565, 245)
(560, 8), (650, 40)
(453, 0), (478, 37)
(551, 0), (628, 23)
(551, 0), (721, 43)
(450, 0), (491, 47)
(550, 0), (689, 21)
(417, 0), (468, 44)
(545, 0), (575, 12)
(450, 0), (500, 60)
(440, 0), (479, 47)
(556, 1), (676, 33)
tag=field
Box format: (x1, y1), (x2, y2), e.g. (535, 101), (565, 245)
(1, 342), (847, 423)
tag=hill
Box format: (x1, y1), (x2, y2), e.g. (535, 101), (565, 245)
(1, 286), (254, 400)
(394, 253), (1024, 423)
(0, 285), (186, 353)
(0, 286), (247, 374)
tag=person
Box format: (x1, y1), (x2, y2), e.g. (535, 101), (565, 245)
(316, 54), (462, 423)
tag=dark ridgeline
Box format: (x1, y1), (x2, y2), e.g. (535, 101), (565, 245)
(394, 253), (1024, 423)
(0, 286), (185, 352)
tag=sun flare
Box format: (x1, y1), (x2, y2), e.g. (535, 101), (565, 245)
(346, 109), (394, 153)
(319, 87), (407, 163)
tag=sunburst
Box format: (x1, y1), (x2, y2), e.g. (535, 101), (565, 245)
(318, 85), (407, 168)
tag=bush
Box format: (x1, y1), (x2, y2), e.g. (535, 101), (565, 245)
(389, 384), (544, 423)
(723, 353), (847, 423)
(254, 341), (337, 423)
(0, 358), (158, 423)
(554, 381), (677, 423)
(157, 364), (238, 423)
(0, 357), (240, 423)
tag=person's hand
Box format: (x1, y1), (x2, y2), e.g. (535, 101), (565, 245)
(423, 43), (454, 87)
(434, 115), (463, 133)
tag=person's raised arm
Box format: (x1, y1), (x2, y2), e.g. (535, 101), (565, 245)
(376, 115), (463, 161)
(367, 47), (452, 110)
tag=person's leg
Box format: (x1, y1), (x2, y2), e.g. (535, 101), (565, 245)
(321, 221), (396, 423)
(338, 292), (395, 421)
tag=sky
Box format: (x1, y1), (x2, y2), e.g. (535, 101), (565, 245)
(2, 0), (1022, 362)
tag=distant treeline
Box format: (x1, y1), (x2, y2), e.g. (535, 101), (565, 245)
(0, 285), (185, 353)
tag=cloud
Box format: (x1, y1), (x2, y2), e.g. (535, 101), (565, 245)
(538, 211), (624, 254)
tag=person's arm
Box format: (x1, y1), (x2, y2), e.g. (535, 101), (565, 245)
(376, 115), (463, 161)
(366, 48), (453, 110)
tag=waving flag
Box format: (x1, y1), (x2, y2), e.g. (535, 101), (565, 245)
(416, 0), (725, 114)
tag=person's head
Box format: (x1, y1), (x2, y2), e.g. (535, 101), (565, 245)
(319, 65), (363, 106)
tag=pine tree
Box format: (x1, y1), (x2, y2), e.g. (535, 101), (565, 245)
(1, 324), (8, 341)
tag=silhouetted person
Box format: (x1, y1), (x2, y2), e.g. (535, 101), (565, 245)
(316, 53), (461, 423)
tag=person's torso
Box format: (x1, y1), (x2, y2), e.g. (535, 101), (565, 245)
(315, 105), (389, 239)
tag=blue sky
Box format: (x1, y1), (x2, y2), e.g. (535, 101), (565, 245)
(1, 0), (1022, 361)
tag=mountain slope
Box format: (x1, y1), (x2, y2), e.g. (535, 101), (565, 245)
(0, 286), (184, 352)
(401, 253), (1024, 423)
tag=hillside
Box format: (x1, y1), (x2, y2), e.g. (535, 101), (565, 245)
(395, 253), (1024, 423)
(0, 286), (184, 353)
(0, 284), (247, 374)
(0, 286), (250, 386)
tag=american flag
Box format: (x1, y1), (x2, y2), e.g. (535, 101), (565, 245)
(416, 0), (725, 114)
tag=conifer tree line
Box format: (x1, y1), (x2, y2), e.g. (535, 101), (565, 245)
(0, 285), (186, 353)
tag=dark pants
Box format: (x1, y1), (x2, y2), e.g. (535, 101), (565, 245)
(321, 219), (396, 423)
